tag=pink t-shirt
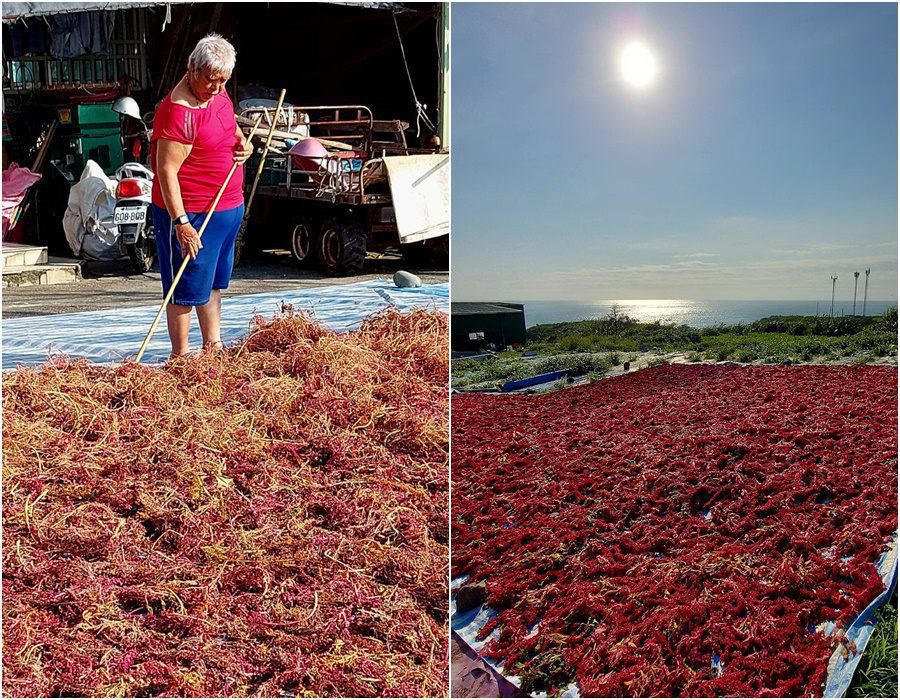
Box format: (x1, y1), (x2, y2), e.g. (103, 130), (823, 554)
(150, 89), (244, 212)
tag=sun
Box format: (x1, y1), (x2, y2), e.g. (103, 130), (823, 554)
(620, 41), (658, 89)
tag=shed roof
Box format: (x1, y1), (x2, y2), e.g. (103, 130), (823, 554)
(2, 1), (411, 23)
(452, 302), (525, 316)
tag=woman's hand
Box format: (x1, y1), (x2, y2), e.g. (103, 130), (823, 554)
(233, 136), (253, 164)
(176, 221), (203, 260)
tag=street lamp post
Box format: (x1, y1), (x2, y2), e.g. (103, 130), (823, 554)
(831, 275), (838, 318)
(862, 268), (870, 316)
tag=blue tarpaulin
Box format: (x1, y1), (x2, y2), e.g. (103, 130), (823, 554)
(1, 279), (448, 369)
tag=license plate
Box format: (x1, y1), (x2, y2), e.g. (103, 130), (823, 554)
(114, 207), (146, 224)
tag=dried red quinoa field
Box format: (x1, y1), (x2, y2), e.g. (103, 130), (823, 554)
(452, 364), (897, 697)
(3, 310), (449, 698)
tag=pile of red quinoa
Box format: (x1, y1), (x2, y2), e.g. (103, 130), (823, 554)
(3, 309), (448, 697)
(452, 364), (897, 697)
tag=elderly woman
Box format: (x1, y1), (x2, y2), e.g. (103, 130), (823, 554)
(150, 33), (253, 356)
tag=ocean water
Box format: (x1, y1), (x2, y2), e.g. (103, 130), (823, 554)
(519, 300), (897, 329)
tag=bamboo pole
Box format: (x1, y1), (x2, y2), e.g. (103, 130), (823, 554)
(134, 113), (265, 363)
(244, 89), (287, 216)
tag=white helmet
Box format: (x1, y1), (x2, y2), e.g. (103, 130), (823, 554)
(112, 96), (142, 120)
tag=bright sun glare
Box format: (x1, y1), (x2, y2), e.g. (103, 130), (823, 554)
(620, 41), (658, 89)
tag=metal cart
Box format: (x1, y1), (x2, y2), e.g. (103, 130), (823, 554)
(238, 104), (448, 275)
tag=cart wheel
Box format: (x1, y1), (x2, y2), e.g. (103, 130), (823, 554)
(233, 218), (249, 267)
(318, 220), (366, 276)
(290, 218), (316, 267)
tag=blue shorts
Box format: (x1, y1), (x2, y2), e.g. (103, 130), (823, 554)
(152, 203), (244, 306)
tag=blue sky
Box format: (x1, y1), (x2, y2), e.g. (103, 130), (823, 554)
(451, 2), (898, 301)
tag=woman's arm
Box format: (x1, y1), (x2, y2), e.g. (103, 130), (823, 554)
(156, 138), (202, 260)
(234, 124), (253, 163)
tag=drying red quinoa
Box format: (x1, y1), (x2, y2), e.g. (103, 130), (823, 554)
(452, 364), (897, 697)
(3, 309), (448, 698)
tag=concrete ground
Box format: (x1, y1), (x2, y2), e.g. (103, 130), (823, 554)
(1, 248), (448, 318)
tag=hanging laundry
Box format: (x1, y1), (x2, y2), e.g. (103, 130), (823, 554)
(49, 12), (113, 59)
(8, 19), (47, 58)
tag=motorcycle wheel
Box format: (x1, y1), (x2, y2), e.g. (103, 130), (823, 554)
(127, 227), (156, 273)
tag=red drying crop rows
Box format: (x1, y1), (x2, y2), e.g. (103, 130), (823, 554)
(3, 309), (448, 698)
(452, 364), (897, 697)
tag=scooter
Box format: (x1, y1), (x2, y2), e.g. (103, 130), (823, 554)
(111, 97), (156, 273)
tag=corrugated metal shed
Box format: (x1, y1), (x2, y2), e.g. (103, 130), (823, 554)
(451, 302), (527, 351)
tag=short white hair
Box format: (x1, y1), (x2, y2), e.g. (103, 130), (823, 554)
(188, 33), (236, 79)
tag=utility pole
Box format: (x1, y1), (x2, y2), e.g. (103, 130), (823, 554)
(853, 271), (860, 315)
(862, 268), (870, 316)
(830, 275), (838, 317)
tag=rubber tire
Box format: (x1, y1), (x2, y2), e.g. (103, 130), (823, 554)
(290, 217), (316, 267)
(126, 228), (156, 273)
(317, 220), (366, 276)
(233, 218), (249, 268)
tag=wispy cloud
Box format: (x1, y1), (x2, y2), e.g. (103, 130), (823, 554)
(542, 253), (897, 281)
(771, 243), (857, 256)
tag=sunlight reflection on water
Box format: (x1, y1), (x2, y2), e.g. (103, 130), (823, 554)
(521, 299), (895, 328)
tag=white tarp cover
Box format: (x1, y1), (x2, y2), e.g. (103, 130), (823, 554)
(2, 2), (176, 21)
(2, 1), (408, 22)
(382, 154), (449, 245)
(62, 160), (122, 261)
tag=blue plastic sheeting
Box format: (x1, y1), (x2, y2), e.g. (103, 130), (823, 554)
(452, 536), (898, 699)
(824, 539), (897, 698)
(1, 279), (448, 369)
(501, 370), (567, 392)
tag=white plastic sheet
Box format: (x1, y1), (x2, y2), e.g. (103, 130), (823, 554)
(62, 159), (122, 260)
(383, 154), (449, 244)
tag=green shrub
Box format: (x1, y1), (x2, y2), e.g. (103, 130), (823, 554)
(878, 306), (898, 334)
(536, 354), (613, 376)
(734, 348), (759, 363)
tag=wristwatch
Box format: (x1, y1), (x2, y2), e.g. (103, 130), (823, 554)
(174, 214), (190, 226)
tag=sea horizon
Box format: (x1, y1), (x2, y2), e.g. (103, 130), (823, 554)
(473, 299), (898, 328)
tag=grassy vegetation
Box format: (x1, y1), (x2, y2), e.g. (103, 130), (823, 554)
(847, 589), (898, 698)
(453, 308), (896, 389)
(451, 352), (621, 388)
(525, 307), (897, 364)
